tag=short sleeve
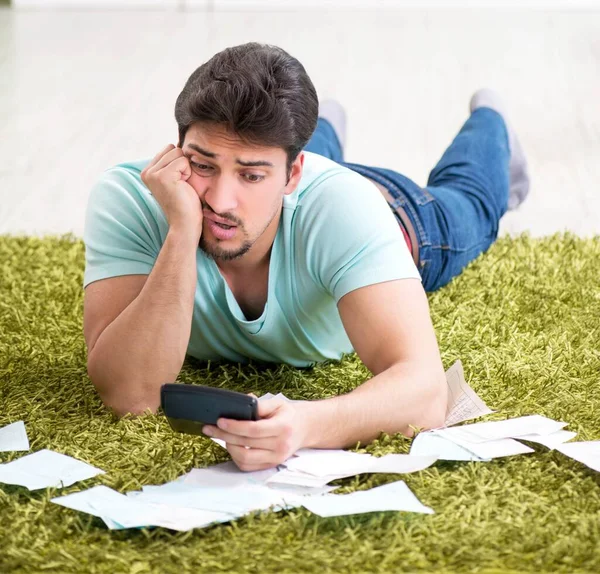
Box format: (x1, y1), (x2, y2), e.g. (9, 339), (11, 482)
(299, 169), (421, 303)
(83, 164), (165, 288)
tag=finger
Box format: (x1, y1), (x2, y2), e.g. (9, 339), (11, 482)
(142, 155), (191, 195)
(257, 398), (286, 419)
(203, 425), (278, 450)
(143, 144), (176, 174)
(147, 146), (186, 176)
(170, 155), (192, 182)
(227, 444), (279, 470)
(217, 416), (282, 439)
(154, 154), (192, 186)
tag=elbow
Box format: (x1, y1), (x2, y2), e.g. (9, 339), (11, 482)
(87, 359), (160, 418)
(419, 370), (448, 430)
(426, 371), (448, 429)
(103, 393), (160, 418)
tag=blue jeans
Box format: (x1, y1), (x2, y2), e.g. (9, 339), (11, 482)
(304, 109), (510, 292)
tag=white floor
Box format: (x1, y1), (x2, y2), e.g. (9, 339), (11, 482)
(0, 7), (599, 237)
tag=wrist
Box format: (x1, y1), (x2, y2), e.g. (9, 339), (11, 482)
(167, 222), (202, 245)
(295, 399), (336, 449)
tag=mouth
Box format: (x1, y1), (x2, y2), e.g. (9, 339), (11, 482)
(205, 216), (238, 240)
(204, 213), (238, 228)
(212, 221), (235, 230)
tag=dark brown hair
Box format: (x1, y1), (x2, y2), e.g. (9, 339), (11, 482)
(174, 43), (319, 172)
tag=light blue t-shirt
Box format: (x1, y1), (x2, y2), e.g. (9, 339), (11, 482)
(84, 152), (420, 367)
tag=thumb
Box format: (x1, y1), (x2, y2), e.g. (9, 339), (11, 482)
(257, 398), (285, 419)
(174, 156), (192, 182)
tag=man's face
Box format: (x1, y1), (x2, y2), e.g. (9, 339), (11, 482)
(181, 123), (303, 262)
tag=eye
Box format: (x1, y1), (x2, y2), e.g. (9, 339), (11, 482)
(243, 173), (265, 183)
(190, 161), (214, 174)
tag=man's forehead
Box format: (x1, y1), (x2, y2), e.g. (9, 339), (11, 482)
(183, 123), (285, 162)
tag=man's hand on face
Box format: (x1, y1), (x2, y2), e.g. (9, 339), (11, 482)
(141, 144), (203, 238)
(202, 398), (309, 471)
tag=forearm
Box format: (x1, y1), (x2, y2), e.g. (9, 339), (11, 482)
(88, 228), (199, 415)
(300, 361), (448, 449)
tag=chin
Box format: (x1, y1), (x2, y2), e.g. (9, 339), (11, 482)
(199, 238), (253, 262)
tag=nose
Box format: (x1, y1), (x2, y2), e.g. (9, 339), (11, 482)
(200, 174), (239, 216)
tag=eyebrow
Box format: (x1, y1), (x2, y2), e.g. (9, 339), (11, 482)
(185, 143), (274, 168)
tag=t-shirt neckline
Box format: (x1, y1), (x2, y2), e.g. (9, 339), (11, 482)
(205, 223), (282, 335)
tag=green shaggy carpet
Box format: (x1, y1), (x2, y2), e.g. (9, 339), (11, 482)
(1, 234), (600, 574)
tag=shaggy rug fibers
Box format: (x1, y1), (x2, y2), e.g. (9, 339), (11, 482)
(1, 234), (600, 573)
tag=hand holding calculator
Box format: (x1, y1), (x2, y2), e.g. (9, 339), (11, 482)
(160, 384), (259, 435)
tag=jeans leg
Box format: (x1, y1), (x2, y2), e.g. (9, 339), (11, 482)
(304, 118), (344, 162)
(422, 107), (511, 290)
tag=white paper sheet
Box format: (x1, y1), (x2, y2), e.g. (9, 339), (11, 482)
(293, 448), (347, 458)
(440, 415), (567, 444)
(258, 392), (292, 403)
(266, 468), (348, 488)
(267, 483), (339, 496)
(52, 485), (159, 528)
(133, 481), (300, 515)
(0, 449), (105, 490)
(433, 430), (534, 459)
(267, 453), (437, 488)
(410, 432), (488, 461)
(140, 503), (234, 532)
(0, 421), (29, 452)
(444, 360), (494, 426)
(515, 430), (577, 450)
(52, 485), (233, 531)
(301, 480), (434, 517)
(183, 461), (278, 487)
(56, 478), (432, 530)
(368, 454), (438, 473)
(284, 451), (437, 478)
(284, 450), (373, 476)
(556, 441), (600, 472)
(462, 437), (535, 459)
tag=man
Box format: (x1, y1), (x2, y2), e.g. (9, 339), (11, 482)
(83, 43), (529, 471)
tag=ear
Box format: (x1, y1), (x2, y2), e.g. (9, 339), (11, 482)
(284, 152), (305, 196)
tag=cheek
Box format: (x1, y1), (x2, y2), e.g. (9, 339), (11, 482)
(188, 175), (208, 197)
(246, 192), (275, 220)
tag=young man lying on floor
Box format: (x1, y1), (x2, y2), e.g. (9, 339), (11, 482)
(83, 43), (529, 471)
